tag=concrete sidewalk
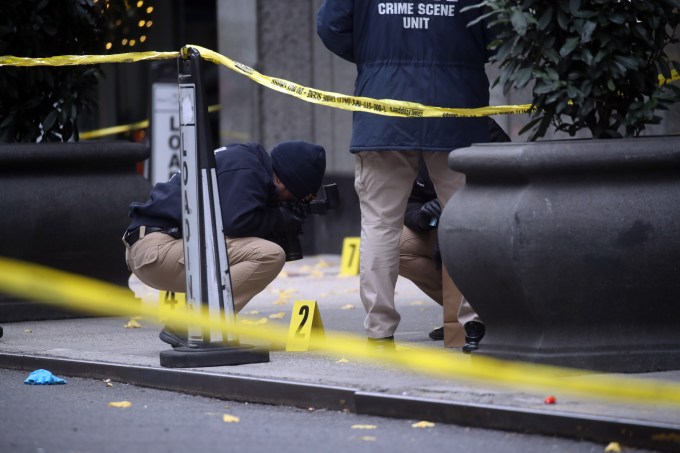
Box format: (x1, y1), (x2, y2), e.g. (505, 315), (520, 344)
(1, 255), (679, 451)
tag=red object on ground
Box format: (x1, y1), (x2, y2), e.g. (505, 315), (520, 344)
(544, 395), (557, 404)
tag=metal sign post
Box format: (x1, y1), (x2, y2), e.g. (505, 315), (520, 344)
(159, 47), (269, 367)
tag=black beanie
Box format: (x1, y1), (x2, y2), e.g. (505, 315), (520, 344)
(271, 141), (326, 200)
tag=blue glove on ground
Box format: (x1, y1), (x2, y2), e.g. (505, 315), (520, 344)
(24, 369), (67, 385)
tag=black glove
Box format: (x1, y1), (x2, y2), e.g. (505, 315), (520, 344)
(417, 199), (442, 230)
(276, 206), (304, 233)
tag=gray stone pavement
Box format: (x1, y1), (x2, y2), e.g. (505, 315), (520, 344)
(1, 254), (680, 451)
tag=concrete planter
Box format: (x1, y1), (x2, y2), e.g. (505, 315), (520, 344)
(439, 136), (680, 372)
(0, 141), (151, 321)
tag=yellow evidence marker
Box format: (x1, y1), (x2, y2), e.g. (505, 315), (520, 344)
(339, 237), (360, 277)
(159, 291), (186, 323)
(286, 300), (325, 351)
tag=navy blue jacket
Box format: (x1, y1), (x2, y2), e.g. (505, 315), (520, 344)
(317, 0), (493, 152)
(127, 143), (285, 238)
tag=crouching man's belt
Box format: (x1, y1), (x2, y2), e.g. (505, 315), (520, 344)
(123, 226), (181, 247)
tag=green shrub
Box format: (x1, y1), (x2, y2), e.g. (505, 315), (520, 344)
(469, 0), (680, 139)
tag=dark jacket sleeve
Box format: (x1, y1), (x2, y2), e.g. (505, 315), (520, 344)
(316, 0), (356, 63)
(127, 173), (182, 231)
(488, 118), (511, 143)
(215, 144), (282, 238)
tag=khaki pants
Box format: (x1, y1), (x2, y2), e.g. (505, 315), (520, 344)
(355, 150), (466, 338)
(125, 228), (285, 313)
(399, 226), (467, 346)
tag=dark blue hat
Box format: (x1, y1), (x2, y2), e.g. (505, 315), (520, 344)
(271, 141), (326, 200)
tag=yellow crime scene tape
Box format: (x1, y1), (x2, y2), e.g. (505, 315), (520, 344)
(4, 45), (677, 137)
(2, 46), (680, 408)
(0, 45), (533, 120)
(3, 255), (680, 410)
(79, 104), (221, 140)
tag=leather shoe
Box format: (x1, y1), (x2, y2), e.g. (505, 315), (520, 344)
(366, 336), (395, 350)
(428, 326), (444, 341)
(159, 326), (189, 348)
(462, 321), (485, 354)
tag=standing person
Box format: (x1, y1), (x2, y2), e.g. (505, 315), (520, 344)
(317, 1), (494, 347)
(399, 157), (464, 344)
(123, 141), (326, 347)
(400, 119), (511, 349)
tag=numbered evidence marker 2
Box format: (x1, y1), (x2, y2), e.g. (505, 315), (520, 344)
(286, 300), (325, 352)
(339, 237), (360, 277)
(158, 291), (186, 323)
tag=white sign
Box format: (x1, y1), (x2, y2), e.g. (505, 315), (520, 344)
(151, 83), (181, 184)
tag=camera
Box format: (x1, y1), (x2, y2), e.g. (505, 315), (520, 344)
(269, 183), (340, 261)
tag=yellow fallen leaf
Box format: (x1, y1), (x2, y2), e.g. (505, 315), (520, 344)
(352, 424), (377, 430)
(411, 421), (435, 428)
(245, 310), (260, 315)
(223, 414), (240, 423)
(341, 304), (355, 310)
(269, 312), (286, 319)
(336, 358), (350, 363)
(278, 271), (289, 278)
(124, 319), (142, 329)
(300, 265), (313, 273)
(240, 318), (268, 325)
(311, 271), (324, 278)
(108, 401), (132, 408)
(409, 300), (427, 306)
(272, 288), (296, 305)
(315, 260), (329, 269)
(360, 436), (376, 441)
(604, 442), (622, 452)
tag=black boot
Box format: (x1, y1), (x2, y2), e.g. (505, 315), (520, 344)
(462, 321), (485, 354)
(159, 325), (189, 348)
(428, 326), (444, 341)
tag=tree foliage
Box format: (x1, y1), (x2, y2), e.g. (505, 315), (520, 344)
(0, 0), (133, 143)
(469, 0), (680, 139)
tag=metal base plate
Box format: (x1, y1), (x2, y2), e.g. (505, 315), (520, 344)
(160, 344), (270, 368)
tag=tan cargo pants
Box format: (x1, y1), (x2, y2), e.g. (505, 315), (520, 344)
(125, 228), (285, 313)
(399, 225), (479, 346)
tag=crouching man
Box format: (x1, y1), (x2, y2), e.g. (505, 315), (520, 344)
(123, 141), (326, 347)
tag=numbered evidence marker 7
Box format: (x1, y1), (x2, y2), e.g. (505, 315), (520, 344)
(339, 237), (360, 277)
(286, 300), (325, 352)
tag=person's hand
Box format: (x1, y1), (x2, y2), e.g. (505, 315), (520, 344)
(277, 206), (304, 233)
(417, 199), (442, 230)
